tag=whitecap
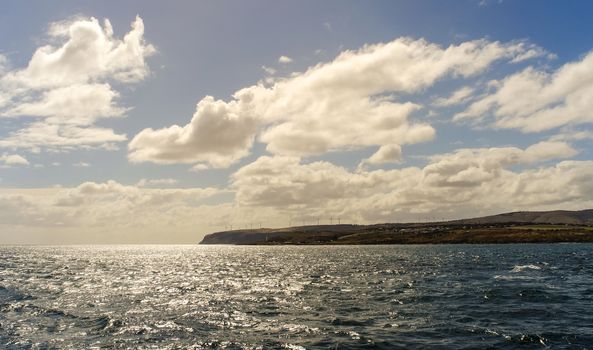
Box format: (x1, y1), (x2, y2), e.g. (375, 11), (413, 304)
(282, 344), (306, 350)
(511, 264), (542, 273)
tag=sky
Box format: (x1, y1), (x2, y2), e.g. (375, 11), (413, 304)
(1, 0), (593, 244)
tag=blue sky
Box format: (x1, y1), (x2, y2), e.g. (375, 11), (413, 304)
(1, 1), (593, 243)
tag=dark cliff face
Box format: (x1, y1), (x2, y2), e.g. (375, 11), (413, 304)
(200, 230), (271, 244)
(200, 225), (364, 245)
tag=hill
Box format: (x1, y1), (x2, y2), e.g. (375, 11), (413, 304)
(199, 209), (593, 245)
(453, 209), (593, 225)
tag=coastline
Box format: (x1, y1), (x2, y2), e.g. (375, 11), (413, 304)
(200, 223), (593, 245)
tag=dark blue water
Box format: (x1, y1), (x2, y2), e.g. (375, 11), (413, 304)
(1, 244), (593, 349)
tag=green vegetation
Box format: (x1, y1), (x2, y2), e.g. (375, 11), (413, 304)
(200, 209), (593, 245)
(201, 224), (593, 245)
(513, 225), (593, 231)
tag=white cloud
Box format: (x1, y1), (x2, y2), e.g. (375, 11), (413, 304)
(3, 83), (126, 124)
(360, 144), (402, 168)
(190, 163), (210, 172)
(230, 141), (584, 222)
(4, 16), (154, 88)
(423, 141), (577, 187)
(0, 122), (126, 150)
(433, 86), (475, 107)
(278, 55), (293, 63)
(0, 141), (587, 243)
(130, 37), (540, 167)
(550, 129), (593, 142)
(455, 51), (593, 132)
(54, 180), (215, 208)
(1, 153), (29, 166)
(0, 16), (154, 151)
(128, 96), (258, 167)
(509, 42), (551, 63)
(73, 162), (90, 167)
(136, 178), (178, 187)
(232, 156), (375, 208)
(0, 54), (8, 75)
(522, 141), (578, 162)
(262, 65), (276, 75)
(0, 181), (223, 242)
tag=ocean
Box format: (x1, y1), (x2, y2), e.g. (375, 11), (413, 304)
(1, 244), (592, 349)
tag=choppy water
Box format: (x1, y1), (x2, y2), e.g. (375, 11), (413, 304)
(1, 244), (593, 349)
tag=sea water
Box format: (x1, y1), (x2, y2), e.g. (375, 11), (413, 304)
(1, 244), (592, 349)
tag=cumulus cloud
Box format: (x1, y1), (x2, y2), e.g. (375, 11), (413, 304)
(0, 180), (228, 243)
(0, 16), (154, 151)
(128, 96), (258, 167)
(136, 178), (178, 187)
(130, 37), (541, 168)
(0, 122), (126, 150)
(53, 180), (216, 208)
(4, 16), (154, 88)
(278, 55), (293, 63)
(4, 84), (126, 124)
(232, 156), (371, 207)
(1, 141), (587, 243)
(550, 128), (593, 142)
(423, 141), (577, 187)
(522, 141), (578, 162)
(509, 42), (553, 63)
(262, 65), (276, 75)
(1, 153), (29, 166)
(0, 54), (8, 76)
(359, 144), (402, 169)
(433, 86), (475, 107)
(368, 144), (403, 164)
(455, 51), (593, 132)
(230, 141), (585, 222)
(190, 163), (210, 173)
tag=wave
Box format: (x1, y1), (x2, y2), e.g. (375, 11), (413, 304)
(511, 264), (542, 273)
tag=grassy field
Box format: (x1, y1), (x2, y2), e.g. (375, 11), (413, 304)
(253, 226), (593, 245)
(201, 220), (593, 245)
(513, 225), (593, 231)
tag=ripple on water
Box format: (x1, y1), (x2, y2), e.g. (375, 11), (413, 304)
(1, 244), (593, 349)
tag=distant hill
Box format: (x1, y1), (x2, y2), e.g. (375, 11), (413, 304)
(453, 209), (593, 225)
(199, 209), (593, 245)
(200, 225), (366, 245)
